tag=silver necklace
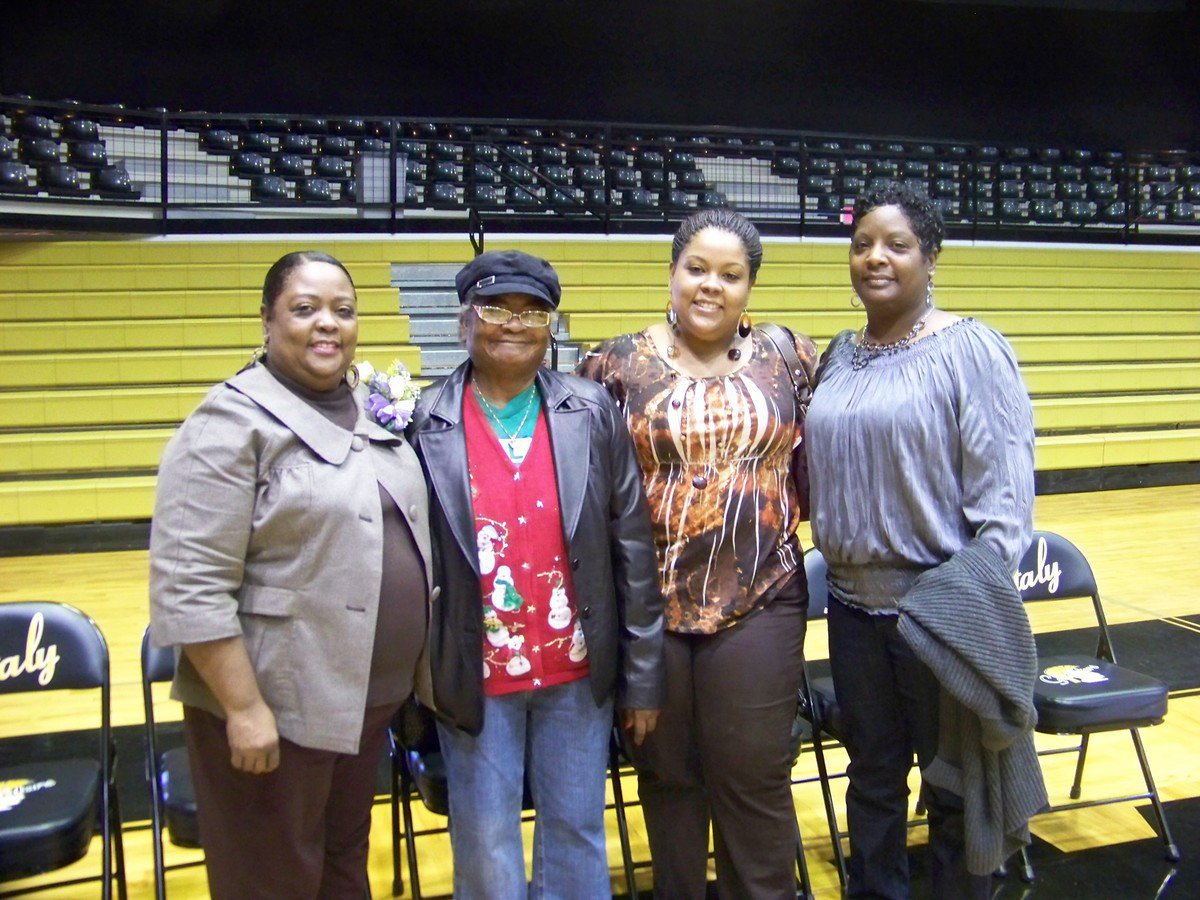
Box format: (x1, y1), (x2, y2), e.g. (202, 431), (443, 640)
(474, 384), (537, 452)
(851, 308), (934, 370)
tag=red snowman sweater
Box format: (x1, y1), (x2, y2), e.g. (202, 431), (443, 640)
(464, 390), (589, 697)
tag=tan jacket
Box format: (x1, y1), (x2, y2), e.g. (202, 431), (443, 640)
(150, 364), (435, 754)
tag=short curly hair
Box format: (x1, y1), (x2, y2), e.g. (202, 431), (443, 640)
(671, 208), (763, 280)
(852, 181), (944, 258)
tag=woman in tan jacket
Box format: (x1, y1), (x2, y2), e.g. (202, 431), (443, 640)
(150, 251), (435, 899)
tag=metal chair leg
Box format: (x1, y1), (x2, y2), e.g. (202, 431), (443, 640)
(1129, 728), (1180, 862)
(810, 729), (848, 888)
(390, 746), (404, 896)
(795, 829), (814, 899)
(609, 749), (638, 898)
(400, 773), (424, 900)
(1069, 733), (1090, 800)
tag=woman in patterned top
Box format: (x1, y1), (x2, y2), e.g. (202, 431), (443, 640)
(578, 209), (817, 898)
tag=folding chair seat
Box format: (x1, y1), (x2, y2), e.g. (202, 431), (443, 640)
(1015, 531), (1180, 875)
(141, 628), (201, 899)
(0, 602), (126, 899)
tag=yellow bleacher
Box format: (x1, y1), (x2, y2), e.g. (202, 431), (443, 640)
(0, 237), (1198, 529)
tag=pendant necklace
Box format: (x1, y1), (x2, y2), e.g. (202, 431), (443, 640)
(474, 384), (537, 456)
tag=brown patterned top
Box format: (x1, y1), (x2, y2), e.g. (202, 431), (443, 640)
(578, 329), (818, 634)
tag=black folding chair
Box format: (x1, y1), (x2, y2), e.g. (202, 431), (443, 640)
(1016, 531), (1180, 874)
(140, 626), (202, 899)
(0, 602), (127, 899)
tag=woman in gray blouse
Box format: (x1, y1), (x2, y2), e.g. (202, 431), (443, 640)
(806, 182), (1036, 899)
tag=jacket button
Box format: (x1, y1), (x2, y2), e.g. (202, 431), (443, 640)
(408, 504), (419, 520)
(581, 606), (592, 618)
(351, 436), (365, 451)
(692, 474), (708, 489)
(571, 558), (580, 570)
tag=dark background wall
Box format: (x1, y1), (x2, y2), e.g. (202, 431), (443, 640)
(2, 1), (1196, 149)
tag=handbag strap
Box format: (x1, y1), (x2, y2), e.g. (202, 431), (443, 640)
(757, 322), (811, 405)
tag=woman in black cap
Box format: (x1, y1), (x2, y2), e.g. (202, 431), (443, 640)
(408, 249), (665, 899)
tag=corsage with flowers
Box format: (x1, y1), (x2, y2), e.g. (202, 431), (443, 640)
(357, 359), (421, 432)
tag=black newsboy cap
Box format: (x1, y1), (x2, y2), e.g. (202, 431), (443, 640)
(455, 250), (562, 309)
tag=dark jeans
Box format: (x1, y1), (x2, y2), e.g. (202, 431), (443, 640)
(828, 599), (990, 900)
(634, 586), (808, 899)
(184, 702), (398, 900)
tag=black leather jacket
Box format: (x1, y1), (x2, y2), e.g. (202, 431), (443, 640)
(408, 363), (665, 735)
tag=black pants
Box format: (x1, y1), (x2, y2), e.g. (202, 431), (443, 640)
(828, 599), (991, 900)
(184, 703), (398, 900)
(633, 586), (807, 899)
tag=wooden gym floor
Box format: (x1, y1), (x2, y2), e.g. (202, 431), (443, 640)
(1, 484), (1198, 898)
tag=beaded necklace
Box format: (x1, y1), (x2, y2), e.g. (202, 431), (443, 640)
(851, 307), (934, 371)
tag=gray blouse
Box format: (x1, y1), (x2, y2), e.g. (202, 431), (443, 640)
(806, 318), (1035, 613)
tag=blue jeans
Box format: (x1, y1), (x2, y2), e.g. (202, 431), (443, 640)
(437, 678), (614, 899)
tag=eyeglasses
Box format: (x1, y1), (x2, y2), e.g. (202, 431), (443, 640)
(471, 304), (556, 329)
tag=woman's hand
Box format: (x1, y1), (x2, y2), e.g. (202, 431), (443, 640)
(621, 708), (661, 747)
(183, 636), (281, 775)
(226, 699), (281, 773)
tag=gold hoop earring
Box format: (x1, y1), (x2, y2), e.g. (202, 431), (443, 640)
(344, 364), (360, 389)
(665, 303), (678, 329)
(737, 312), (753, 339)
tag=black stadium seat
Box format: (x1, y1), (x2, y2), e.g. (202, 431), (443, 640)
(231, 152), (271, 178)
(0, 159), (33, 193)
(321, 135), (351, 157)
(298, 177), (333, 202)
(0, 136), (15, 160)
(315, 156), (352, 181)
(273, 154), (307, 178)
(93, 165), (139, 199)
(20, 137), (60, 165)
(280, 133), (313, 155)
(201, 129), (238, 154)
(39, 162), (85, 195)
(239, 131), (274, 153)
(251, 174), (289, 201)
(14, 113), (55, 140)
(60, 118), (100, 142)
